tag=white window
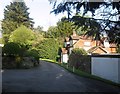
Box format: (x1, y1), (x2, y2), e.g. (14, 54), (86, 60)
(66, 42), (70, 45)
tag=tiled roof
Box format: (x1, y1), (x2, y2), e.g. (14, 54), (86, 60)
(87, 46), (108, 53)
(99, 43), (117, 48)
(70, 35), (80, 40)
(79, 35), (94, 40)
(70, 31), (80, 40)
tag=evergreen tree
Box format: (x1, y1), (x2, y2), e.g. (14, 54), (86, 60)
(47, 26), (58, 38)
(49, 1), (120, 44)
(2, 1), (34, 35)
(56, 17), (74, 37)
(37, 38), (59, 61)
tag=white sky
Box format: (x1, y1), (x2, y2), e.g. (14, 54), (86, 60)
(0, 0), (118, 31)
(0, 0), (67, 31)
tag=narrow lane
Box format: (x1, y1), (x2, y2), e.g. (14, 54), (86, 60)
(2, 60), (120, 92)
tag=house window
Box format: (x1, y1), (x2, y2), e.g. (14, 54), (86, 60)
(64, 42), (70, 47)
(84, 42), (90, 47)
(66, 42), (70, 45)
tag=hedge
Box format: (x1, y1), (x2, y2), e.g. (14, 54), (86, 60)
(69, 48), (91, 73)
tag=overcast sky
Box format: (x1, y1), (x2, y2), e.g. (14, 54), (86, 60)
(0, 0), (66, 31)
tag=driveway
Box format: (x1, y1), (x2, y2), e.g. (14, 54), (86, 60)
(2, 60), (120, 92)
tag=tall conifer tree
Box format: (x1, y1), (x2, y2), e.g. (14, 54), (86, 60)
(2, 0), (34, 35)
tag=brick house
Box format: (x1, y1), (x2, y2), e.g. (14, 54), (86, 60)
(61, 31), (117, 63)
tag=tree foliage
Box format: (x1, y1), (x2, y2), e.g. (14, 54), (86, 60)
(72, 15), (102, 40)
(2, 1), (34, 35)
(49, 1), (120, 44)
(9, 25), (35, 46)
(50, 1), (119, 17)
(46, 26), (58, 38)
(71, 48), (88, 55)
(34, 26), (44, 32)
(56, 17), (75, 37)
(32, 27), (45, 47)
(25, 48), (39, 61)
(3, 42), (21, 56)
(46, 17), (75, 38)
(37, 38), (59, 61)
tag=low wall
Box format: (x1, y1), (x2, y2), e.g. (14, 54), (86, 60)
(91, 55), (120, 84)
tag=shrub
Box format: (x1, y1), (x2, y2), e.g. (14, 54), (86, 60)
(24, 48), (40, 66)
(2, 56), (35, 69)
(25, 48), (39, 61)
(72, 48), (88, 55)
(69, 48), (91, 73)
(2, 56), (16, 69)
(22, 57), (37, 68)
(3, 42), (21, 56)
(37, 38), (59, 61)
(9, 25), (35, 47)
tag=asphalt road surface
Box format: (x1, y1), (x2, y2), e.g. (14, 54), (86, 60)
(2, 60), (120, 92)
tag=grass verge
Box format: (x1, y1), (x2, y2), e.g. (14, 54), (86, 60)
(62, 64), (120, 87)
(40, 58), (57, 63)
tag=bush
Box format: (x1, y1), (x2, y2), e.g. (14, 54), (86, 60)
(3, 42), (21, 56)
(69, 48), (91, 73)
(72, 48), (88, 55)
(2, 42), (40, 69)
(2, 56), (35, 69)
(9, 25), (35, 47)
(2, 56), (17, 69)
(37, 38), (59, 61)
(25, 48), (39, 61)
(22, 57), (38, 68)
